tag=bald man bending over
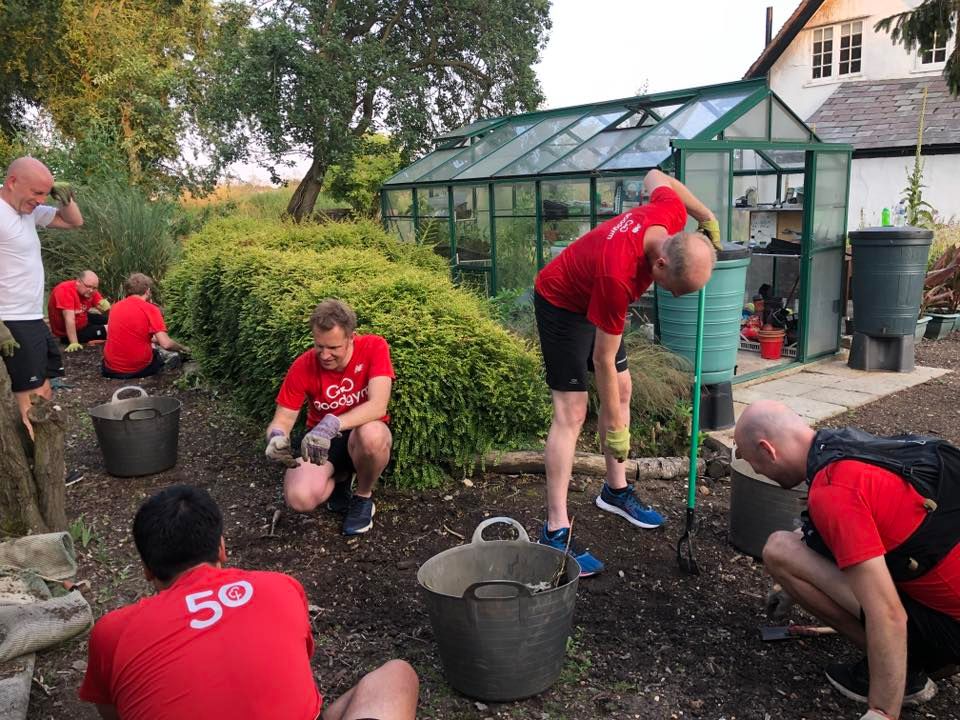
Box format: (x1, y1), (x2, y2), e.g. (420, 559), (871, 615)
(735, 400), (960, 720)
(0, 157), (83, 435)
(534, 169), (719, 575)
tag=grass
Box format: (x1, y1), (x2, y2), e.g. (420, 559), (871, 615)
(181, 184), (342, 221)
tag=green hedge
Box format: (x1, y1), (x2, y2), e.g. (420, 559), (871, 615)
(166, 218), (549, 487)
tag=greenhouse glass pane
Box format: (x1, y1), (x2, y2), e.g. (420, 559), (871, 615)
(494, 217), (538, 291)
(543, 127), (651, 173)
(496, 108), (626, 176)
(386, 149), (460, 185)
(766, 149), (805, 169)
(494, 183), (536, 216)
(420, 119), (540, 181)
(812, 152), (848, 249)
(386, 219), (416, 243)
(541, 180), (591, 255)
(384, 189), (414, 217)
(601, 90), (753, 170)
(455, 111), (589, 179)
(453, 185), (491, 264)
(418, 186), (450, 217)
(596, 177), (645, 219)
(771, 98), (810, 141)
(733, 148), (775, 172)
(724, 98), (769, 139)
(683, 152), (730, 251)
(435, 116), (505, 140)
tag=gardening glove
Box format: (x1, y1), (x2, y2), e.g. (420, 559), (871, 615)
(698, 218), (722, 252)
(50, 182), (76, 206)
(604, 427), (631, 463)
(0, 321), (19, 357)
(64, 342), (83, 353)
(765, 583), (796, 619)
(860, 710), (895, 720)
(301, 414), (341, 465)
(265, 429), (298, 469)
(96, 298), (111, 312)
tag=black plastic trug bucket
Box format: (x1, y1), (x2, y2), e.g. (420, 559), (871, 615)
(416, 517), (579, 701)
(89, 386), (181, 477)
(729, 458), (807, 558)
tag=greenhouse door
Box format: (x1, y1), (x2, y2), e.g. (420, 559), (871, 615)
(800, 150), (851, 360)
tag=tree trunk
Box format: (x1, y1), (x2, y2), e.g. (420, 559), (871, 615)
(0, 363), (67, 535)
(286, 155), (327, 222)
(479, 450), (703, 480)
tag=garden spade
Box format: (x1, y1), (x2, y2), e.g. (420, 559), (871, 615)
(676, 287), (706, 575)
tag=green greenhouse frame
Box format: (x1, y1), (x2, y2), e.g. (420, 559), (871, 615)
(381, 78), (853, 381)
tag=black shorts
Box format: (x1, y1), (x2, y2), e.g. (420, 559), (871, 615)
(1, 320), (65, 392)
(102, 349), (163, 379)
(293, 429), (356, 476)
(534, 291), (627, 391)
(59, 314), (107, 344)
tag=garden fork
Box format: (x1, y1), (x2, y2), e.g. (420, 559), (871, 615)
(676, 287), (706, 576)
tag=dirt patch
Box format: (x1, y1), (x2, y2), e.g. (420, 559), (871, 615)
(26, 340), (960, 719)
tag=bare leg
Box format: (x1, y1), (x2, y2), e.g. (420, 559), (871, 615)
(283, 459), (337, 512)
(320, 659), (419, 720)
(15, 383), (51, 440)
(347, 421), (391, 498)
(599, 369), (631, 490)
(544, 391), (588, 531)
(763, 530), (866, 647)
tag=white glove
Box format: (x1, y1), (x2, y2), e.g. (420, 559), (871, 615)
(265, 430), (298, 468)
(860, 710), (895, 720)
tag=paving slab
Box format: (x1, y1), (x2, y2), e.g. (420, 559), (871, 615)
(750, 378), (820, 397)
(777, 395), (849, 421)
(799, 387), (879, 408)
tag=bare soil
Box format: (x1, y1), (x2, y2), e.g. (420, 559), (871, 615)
(26, 338), (960, 720)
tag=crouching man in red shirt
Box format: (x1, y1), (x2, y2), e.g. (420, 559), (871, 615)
(48, 270), (110, 351)
(735, 400), (960, 720)
(265, 298), (395, 536)
(80, 484), (419, 720)
(534, 169), (719, 576)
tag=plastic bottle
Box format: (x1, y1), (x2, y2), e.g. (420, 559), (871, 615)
(881, 207), (892, 226)
(895, 200), (907, 227)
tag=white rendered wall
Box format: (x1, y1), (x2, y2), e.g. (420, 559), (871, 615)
(848, 154), (960, 228)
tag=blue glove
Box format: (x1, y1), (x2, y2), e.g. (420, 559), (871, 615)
(301, 414), (341, 465)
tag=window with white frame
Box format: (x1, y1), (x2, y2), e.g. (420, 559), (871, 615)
(812, 27), (833, 79)
(920, 32), (947, 65)
(839, 21), (863, 75)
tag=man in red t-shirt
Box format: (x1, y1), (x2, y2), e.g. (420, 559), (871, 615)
(265, 298), (395, 536)
(80, 484), (418, 720)
(534, 169), (719, 575)
(48, 270), (111, 351)
(102, 273), (189, 379)
(735, 400), (960, 720)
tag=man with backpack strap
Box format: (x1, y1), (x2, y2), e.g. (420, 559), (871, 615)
(735, 400), (960, 720)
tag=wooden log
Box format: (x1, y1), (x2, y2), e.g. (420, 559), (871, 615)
(480, 450), (703, 479)
(0, 364), (47, 535)
(28, 395), (67, 532)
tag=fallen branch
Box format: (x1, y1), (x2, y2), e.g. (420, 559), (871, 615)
(479, 451), (702, 480)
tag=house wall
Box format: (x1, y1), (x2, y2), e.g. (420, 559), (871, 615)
(848, 153), (960, 228)
(768, 0), (955, 120)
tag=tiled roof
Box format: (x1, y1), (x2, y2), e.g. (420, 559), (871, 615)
(807, 77), (960, 149)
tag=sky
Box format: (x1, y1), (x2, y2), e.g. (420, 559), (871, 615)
(231, 0), (802, 183)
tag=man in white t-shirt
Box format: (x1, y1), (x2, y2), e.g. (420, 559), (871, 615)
(0, 157), (83, 436)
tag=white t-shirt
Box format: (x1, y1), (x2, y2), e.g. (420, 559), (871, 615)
(0, 198), (57, 320)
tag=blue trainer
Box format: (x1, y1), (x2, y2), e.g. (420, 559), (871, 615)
(595, 483), (665, 528)
(538, 525), (605, 577)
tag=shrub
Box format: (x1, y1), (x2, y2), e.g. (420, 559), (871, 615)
(41, 183), (179, 301)
(166, 218), (550, 488)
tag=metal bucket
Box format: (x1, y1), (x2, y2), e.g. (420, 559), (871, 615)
(416, 517), (580, 701)
(89, 386), (181, 477)
(729, 459), (807, 559)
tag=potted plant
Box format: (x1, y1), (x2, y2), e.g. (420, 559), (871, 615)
(922, 244), (960, 340)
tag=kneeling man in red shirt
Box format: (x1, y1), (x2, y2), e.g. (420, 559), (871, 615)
(735, 400), (960, 720)
(47, 270), (110, 351)
(80, 484), (418, 720)
(265, 298), (395, 536)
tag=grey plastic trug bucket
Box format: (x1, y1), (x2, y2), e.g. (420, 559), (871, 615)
(416, 517), (580, 701)
(89, 386), (181, 477)
(729, 459), (807, 558)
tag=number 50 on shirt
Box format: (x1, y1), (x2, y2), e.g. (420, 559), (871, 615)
(185, 581), (254, 629)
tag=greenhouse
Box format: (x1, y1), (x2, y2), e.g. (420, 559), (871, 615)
(381, 78), (852, 383)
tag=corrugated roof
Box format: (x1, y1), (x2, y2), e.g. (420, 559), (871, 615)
(807, 77), (960, 150)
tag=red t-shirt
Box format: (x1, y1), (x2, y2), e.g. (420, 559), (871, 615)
(79, 565), (322, 720)
(809, 459), (960, 619)
(534, 186), (687, 335)
(103, 296), (167, 374)
(47, 279), (103, 337)
(276, 334), (395, 429)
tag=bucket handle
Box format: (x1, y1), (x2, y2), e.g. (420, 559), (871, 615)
(122, 407), (160, 422)
(471, 517), (530, 544)
(111, 385), (148, 403)
(463, 581), (530, 627)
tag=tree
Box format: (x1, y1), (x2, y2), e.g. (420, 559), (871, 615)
(195, 0), (551, 220)
(875, 0), (960, 95)
(325, 134), (404, 217)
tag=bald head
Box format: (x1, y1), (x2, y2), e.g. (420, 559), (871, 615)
(734, 400), (816, 488)
(1, 156), (54, 215)
(652, 231), (717, 297)
(76, 270), (100, 298)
